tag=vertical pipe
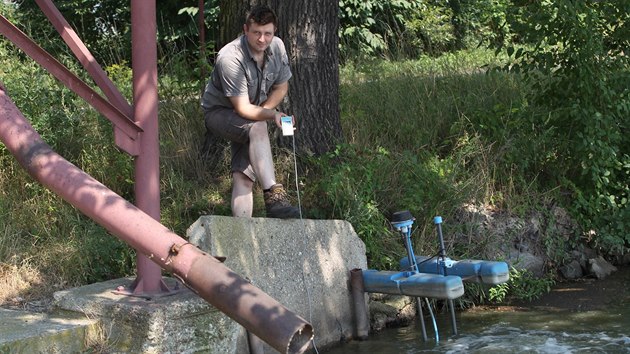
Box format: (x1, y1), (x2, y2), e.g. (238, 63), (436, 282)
(198, 0), (206, 84)
(415, 297), (428, 341)
(350, 268), (369, 340)
(434, 216), (458, 336)
(402, 226), (428, 340)
(403, 227), (418, 273)
(130, 0), (167, 294)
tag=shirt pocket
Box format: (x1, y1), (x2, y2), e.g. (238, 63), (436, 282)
(262, 72), (276, 94)
(265, 72), (275, 85)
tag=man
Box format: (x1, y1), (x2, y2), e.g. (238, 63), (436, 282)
(201, 5), (300, 219)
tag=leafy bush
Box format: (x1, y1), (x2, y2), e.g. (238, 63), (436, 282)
(501, 0), (630, 253)
(488, 267), (555, 302)
(338, 0), (514, 60)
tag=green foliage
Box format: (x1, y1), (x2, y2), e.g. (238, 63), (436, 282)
(307, 49), (529, 268)
(454, 0), (513, 49)
(488, 267), (555, 302)
(340, 49), (516, 152)
(306, 138), (495, 268)
(404, 1), (454, 56)
(306, 144), (404, 270)
(336, 1), (446, 58)
(340, 0), (404, 60)
(338, 0), (514, 61)
(501, 0), (630, 253)
(0, 2), (17, 20)
(0, 38), (138, 287)
(12, 1), (219, 68)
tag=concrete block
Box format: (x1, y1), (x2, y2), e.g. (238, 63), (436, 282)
(0, 308), (99, 353)
(187, 216), (368, 352)
(53, 277), (241, 353)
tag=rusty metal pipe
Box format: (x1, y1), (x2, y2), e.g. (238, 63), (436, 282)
(350, 268), (369, 340)
(0, 86), (313, 354)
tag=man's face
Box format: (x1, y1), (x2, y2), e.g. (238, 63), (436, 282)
(244, 22), (275, 55)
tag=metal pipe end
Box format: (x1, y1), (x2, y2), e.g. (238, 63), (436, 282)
(286, 324), (314, 354)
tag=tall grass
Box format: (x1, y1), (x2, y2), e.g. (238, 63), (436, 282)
(311, 49), (530, 269)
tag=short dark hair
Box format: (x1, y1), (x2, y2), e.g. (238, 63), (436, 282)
(245, 5), (277, 28)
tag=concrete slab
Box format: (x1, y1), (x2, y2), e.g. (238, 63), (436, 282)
(53, 276), (241, 353)
(0, 308), (98, 353)
(41, 216), (368, 353)
(187, 216), (368, 352)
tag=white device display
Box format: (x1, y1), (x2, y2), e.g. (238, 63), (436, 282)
(281, 116), (294, 136)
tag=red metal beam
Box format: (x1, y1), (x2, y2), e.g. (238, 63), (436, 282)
(129, 0), (166, 295)
(34, 0), (133, 119)
(0, 84), (314, 354)
(198, 0), (206, 83)
(0, 15), (141, 156)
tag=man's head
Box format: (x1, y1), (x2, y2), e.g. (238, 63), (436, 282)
(245, 5), (278, 29)
(243, 5), (278, 56)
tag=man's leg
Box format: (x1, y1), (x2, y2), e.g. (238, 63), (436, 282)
(231, 171), (254, 217)
(247, 121), (301, 218)
(205, 109), (299, 218)
(247, 120), (276, 189)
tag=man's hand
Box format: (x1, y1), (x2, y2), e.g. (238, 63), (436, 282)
(273, 112), (296, 130)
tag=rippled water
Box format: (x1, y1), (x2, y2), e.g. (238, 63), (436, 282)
(323, 306), (630, 353)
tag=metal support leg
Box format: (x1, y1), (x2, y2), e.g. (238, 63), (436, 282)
(448, 299), (458, 335)
(416, 297), (428, 341)
(435, 216), (458, 336)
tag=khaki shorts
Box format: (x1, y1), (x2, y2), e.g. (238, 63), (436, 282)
(204, 106), (257, 181)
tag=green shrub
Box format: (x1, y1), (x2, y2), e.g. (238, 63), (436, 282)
(488, 267), (555, 303)
(502, 0), (630, 253)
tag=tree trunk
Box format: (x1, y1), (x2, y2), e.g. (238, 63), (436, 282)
(215, 0), (342, 156)
(217, 0), (249, 48)
(449, 0), (465, 50)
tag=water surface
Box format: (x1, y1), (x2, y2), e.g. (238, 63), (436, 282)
(324, 305), (630, 353)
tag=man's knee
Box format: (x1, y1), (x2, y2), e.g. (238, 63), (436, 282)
(249, 120), (269, 138)
(233, 171), (254, 189)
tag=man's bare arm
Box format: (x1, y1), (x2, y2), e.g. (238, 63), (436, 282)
(261, 81), (288, 110)
(229, 81), (290, 127)
(229, 96), (276, 121)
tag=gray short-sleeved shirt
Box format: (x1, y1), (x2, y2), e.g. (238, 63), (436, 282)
(201, 35), (292, 110)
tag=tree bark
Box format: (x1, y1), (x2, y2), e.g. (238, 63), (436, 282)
(217, 0), (249, 48)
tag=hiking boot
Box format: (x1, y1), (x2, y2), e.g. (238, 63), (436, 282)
(264, 184), (301, 219)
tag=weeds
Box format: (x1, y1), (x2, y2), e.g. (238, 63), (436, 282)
(488, 267), (555, 303)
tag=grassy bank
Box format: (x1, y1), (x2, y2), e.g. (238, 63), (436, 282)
(0, 44), (558, 306)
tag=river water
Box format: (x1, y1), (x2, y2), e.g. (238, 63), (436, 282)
(324, 303), (630, 353)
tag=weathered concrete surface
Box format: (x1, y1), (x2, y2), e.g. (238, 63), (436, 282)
(187, 216), (368, 352)
(0, 308), (99, 353)
(46, 217), (367, 353)
(53, 276), (242, 353)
